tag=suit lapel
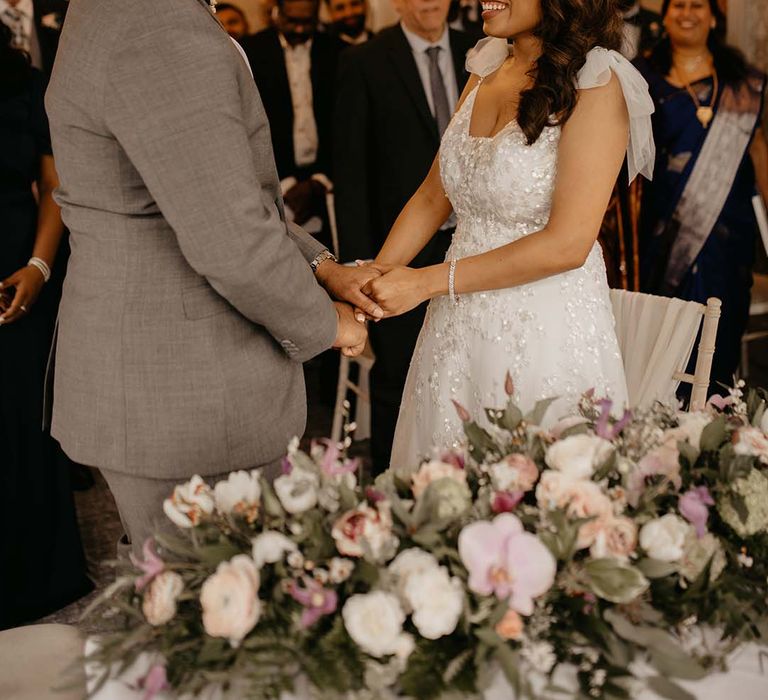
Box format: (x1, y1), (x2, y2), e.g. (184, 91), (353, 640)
(387, 27), (439, 142)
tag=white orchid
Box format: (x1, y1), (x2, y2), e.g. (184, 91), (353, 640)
(163, 475), (215, 528)
(214, 470), (262, 521)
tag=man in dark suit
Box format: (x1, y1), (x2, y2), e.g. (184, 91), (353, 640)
(333, 0), (473, 473)
(324, 0), (372, 52)
(241, 0), (338, 233)
(619, 0), (662, 60)
(0, 0), (66, 76)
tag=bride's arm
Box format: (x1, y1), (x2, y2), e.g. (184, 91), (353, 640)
(367, 74), (628, 315)
(374, 75), (481, 266)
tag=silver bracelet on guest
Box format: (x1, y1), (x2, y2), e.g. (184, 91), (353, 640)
(28, 257), (51, 283)
(448, 259), (459, 305)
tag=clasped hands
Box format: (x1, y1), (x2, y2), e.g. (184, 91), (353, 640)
(316, 259), (430, 357)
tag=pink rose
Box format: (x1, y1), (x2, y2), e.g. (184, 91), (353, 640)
(489, 454), (539, 493)
(627, 433), (683, 506)
(332, 502), (397, 561)
(412, 459), (467, 499)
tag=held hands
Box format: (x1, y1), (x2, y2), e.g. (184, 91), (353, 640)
(332, 302), (367, 357)
(0, 266), (45, 325)
(314, 259), (385, 322)
(360, 263), (432, 318)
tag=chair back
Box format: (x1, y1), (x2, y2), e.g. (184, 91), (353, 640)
(609, 290), (722, 411)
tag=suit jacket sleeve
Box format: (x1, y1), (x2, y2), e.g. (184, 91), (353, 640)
(286, 220), (327, 262)
(332, 49), (375, 262)
(103, 21), (337, 363)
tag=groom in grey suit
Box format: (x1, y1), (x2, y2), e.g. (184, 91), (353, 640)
(45, 0), (377, 552)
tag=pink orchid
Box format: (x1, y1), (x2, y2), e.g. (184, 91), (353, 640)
(595, 399), (632, 440)
(708, 394), (733, 411)
(130, 539), (164, 592)
(137, 664), (169, 700)
(679, 486), (715, 538)
(458, 513), (556, 615)
(289, 577), (338, 628)
(491, 491), (524, 514)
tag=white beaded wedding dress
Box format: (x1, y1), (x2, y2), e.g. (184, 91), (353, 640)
(389, 38), (655, 469)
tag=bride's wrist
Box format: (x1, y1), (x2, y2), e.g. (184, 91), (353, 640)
(422, 262), (450, 300)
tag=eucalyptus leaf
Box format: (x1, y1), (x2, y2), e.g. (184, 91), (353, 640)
(465, 422), (498, 463)
(525, 397), (557, 427)
(584, 559), (649, 603)
(637, 558), (679, 579)
(699, 416), (727, 453)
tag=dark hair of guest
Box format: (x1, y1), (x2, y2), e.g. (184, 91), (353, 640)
(519, 0), (624, 145)
(215, 2), (247, 20)
(0, 21), (32, 94)
(648, 0), (749, 85)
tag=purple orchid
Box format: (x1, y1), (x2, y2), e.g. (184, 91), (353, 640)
(492, 491), (524, 514)
(707, 394), (733, 411)
(289, 577), (338, 628)
(130, 538), (164, 592)
(679, 486), (715, 538)
(314, 439), (359, 477)
(137, 664), (169, 700)
(595, 399), (632, 440)
(365, 486), (386, 504)
(281, 456), (293, 475)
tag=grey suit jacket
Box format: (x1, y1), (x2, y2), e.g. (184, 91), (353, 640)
(45, 0), (338, 478)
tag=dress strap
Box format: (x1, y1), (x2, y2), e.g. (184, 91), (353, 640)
(577, 47), (656, 183)
(465, 37), (510, 79)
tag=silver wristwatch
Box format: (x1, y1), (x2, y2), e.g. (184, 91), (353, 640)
(310, 249), (337, 273)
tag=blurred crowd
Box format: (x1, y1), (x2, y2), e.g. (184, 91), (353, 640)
(0, 0), (766, 627)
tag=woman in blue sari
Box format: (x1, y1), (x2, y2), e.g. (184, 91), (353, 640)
(635, 0), (768, 395)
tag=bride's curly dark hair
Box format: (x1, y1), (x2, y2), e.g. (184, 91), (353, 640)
(518, 0), (624, 145)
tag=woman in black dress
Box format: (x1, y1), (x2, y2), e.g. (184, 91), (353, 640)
(0, 21), (91, 628)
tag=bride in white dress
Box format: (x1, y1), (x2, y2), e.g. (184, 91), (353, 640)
(361, 0), (655, 468)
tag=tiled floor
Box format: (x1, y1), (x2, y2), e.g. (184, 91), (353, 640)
(36, 333), (768, 630)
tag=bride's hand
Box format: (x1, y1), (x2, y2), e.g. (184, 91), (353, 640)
(362, 264), (430, 317)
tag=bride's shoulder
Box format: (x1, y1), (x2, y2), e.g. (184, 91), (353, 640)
(576, 46), (648, 93)
(465, 37), (511, 78)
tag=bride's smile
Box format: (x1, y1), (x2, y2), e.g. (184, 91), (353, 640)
(480, 1), (510, 22)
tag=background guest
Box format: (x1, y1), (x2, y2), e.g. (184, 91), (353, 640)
(0, 21), (91, 629)
(216, 2), (250, 41)
(448, 0), (483, 44)
(324, 0), (371, 49)
(234, 0), (275, 34)
(0, 0), (65, 76)
(241, 0), (337, 244)
(636, 0), (768, 395)
(333, 0), (473, 473)
(618, 0), (663, 60)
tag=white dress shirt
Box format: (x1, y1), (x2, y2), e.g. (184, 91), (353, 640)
(279, 33), (319, 170)
(400, 22), (459, 119)
(0, 0), (42, 69)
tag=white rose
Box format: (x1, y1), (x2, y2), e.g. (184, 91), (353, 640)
(200, 555), (261, 647)
(639, 514), (690, 562)
(411, 460), (467, 498)
(251, 531), (297, 569)
(214, 470), (262, 519)
(404, 567), (464, 639)
(163, 475), (215, 528)
(329, 557), (355, 584)
(545, 434), (614, 480)
(342, 592), (408, 658)
(273, 467), (319, 514)
(388, 548), (440, 610)
(676, 412), (712, 451)
(142, 571), (184, 626)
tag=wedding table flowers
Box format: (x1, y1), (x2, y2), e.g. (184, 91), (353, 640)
(85, 378), (768, 699)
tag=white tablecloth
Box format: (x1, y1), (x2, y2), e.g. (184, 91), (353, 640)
(85, 639), (768, 700)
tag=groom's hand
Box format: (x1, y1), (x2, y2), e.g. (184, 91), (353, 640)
(315, 260), (384, 322)
(333, 302), (368, 357)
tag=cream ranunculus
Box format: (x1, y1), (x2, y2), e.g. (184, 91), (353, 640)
(404, 566), (464, 639)
(200, 555), (261, 647)
(163, 475), (215, 528)
(639, 514), (690, 562)
(142, 571), (184, 626)
(545, 434), (614, 480)
(589, 516), (638, 561)
(273, 467), (320, 514)
(332, 502), (398, 562)
(388, 548), (440, 611)
(488, 454), (539, 493)
(251, 531), (297, 569)
(214, 470), (262, 521)
(342, 591), (408, 657)
(411, 459), (467, 499)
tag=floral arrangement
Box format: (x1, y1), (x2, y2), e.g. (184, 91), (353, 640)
(86, 379), (768, 699)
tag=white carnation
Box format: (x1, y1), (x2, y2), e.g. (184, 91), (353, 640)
(342, 592), (408, 658)
(639, 514), (690, 562)
(545, 434), (614, 480)
(251, 531), (297, 569)
(404, 567), (464, 639)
